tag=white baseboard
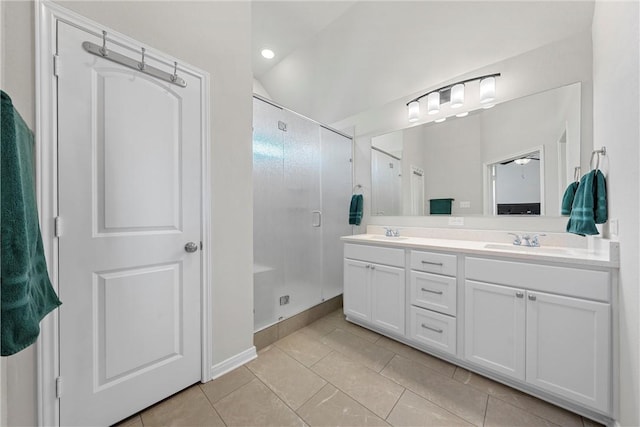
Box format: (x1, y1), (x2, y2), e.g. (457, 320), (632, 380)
(209, 347), (257, 381)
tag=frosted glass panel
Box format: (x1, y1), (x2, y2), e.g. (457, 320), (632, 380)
(281, 110), (322, 318)
(320, 128), (353, 300)
(253, 100), (285, 330)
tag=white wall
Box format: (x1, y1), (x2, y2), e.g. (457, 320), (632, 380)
(1, 1), (254, 425)
(592, 2), (640, 425)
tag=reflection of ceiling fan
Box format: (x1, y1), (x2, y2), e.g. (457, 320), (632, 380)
(501, 154), (540, 165)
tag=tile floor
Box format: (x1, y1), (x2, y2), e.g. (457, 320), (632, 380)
(118, 309), (603, 427)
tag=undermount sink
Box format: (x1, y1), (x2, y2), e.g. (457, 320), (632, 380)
(483, 243), (576, 255)
(369, 235), (410, 241)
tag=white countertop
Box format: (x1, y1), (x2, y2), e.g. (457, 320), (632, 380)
(341, 234), (619, 268)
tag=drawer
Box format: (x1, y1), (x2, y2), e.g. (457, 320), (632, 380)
(410, 250), (457, 276)
(410, 271), (457, 316)
(465, 257), (610, 302)
(409, 306), (456, 356)
(344, 243), (405, 268)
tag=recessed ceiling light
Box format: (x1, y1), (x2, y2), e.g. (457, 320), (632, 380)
(261, 49), (275, 59)
(434, 117), (446, 123)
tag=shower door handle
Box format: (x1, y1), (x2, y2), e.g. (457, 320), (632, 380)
(312, 210), (322, 227)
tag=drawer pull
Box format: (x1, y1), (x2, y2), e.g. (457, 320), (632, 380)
(516, 291), (524, 298)
(421, 287), (444, 295)
(421, 323), (443, 333)
(421, 260), (444, 266)
(528, 294), (537, 301)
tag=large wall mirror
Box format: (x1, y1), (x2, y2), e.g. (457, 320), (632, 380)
(370, 82), (581, 217)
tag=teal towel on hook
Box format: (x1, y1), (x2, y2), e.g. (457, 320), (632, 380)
(349, 194), (363, 226)
(566, 170), (607, 236)
(1, 91), (62, 356)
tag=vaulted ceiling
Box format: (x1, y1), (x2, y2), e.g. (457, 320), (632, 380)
(252, 1), (595, 125)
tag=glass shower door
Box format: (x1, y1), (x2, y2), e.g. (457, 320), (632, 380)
(253, 99), (285, 330)
(320, 127), (353, 300)
(280, 110), (323, 319)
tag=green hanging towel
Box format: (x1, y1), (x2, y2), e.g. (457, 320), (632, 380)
(349, 194), (363, 226)
(566, 170), (607, 236)
(1, 91), (61, 356)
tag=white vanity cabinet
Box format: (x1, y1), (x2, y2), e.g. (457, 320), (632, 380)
(464, 257), (611, 413)
(343, 244), (405, 335)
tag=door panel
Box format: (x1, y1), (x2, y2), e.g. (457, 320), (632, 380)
(526, 291), (610, 412)
(57, 22), (202, 426)
(97, 70), (182, 232)
(343, 259), (370, 322)
(371, 264), (405, 334)
(465, 280), (526, 380)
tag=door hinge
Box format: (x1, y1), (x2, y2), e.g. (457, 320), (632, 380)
(53, 55), (60, 77)
(200, 241), (203, 250)
(55, 376), (63, 399)
(54, 216), (63, 237)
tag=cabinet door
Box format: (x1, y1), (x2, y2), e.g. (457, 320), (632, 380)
(465, 280), (526, 380)
(343, 259), (371, 322)
(371, 264), (406, 334)
(526, 291), (611, 413)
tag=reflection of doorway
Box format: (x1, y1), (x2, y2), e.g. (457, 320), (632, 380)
(486, 147), (544, 215)
(410, 165), (425, 215)
(371, 147), (402, 215)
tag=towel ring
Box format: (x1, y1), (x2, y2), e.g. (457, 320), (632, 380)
(590, 147), (606, 171)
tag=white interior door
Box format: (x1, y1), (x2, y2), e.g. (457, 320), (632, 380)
(56, 22), (203, 426)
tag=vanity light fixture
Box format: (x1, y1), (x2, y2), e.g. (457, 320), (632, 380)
(480, 76), (496, 104)
(434, 117), (447, 123)
(406, 72), (500, 122)
(455, 111), (469, 118)
(261, 48), (275, 59)
(427, 92), (440, 115)
(408, 101), (420, 122)
(514, 158), (532, 165)
(450, 84), (465, 108)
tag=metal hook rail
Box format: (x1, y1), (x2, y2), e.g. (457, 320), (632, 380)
(82, 31), (187, 88)
(590, 146), (607, 171)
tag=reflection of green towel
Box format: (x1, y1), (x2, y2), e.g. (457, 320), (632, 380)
(349, 194), (363, 225)
(561, 181), (579, 215)
(1, 91), (61, 356)
(566, 170), (607, 236)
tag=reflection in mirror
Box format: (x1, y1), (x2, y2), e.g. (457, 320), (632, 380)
(370, 82), (581, 217)
(489, 150), (542, 215)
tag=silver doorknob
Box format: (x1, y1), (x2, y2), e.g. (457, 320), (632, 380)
(184, 242), (198, 253)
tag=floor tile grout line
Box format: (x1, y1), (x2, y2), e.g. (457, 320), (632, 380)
(250, 371), (309, 424)
(377, 361), (487, 427)
(198, 383), (230, 427)
(489, 392), (575, 427)
(384, 387), (407, 422)
(482, 393), (490, 426)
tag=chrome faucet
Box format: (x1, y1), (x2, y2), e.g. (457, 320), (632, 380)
(384, 227), (401, 237)
(508, 233), (522, 245)
(509, 233), (546, 247)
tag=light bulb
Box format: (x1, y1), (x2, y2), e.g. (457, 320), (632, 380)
(261, 49), (275, 59)
(434, 117), (446, 123)
(450, 83), (464, 108)
(455, 112), (469, 118)
(514, 158), (531, 165)
(408, 101), (420, 122)
(427, 92), (440, 115)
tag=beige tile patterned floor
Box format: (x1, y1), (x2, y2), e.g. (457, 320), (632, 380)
(116, 309), (604, 427)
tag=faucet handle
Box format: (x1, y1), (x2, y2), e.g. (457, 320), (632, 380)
(531, 233), (546, 247)
(508, 232), (522, 245)
(383, 227), (393, 237)
(392, 228), (401, 237)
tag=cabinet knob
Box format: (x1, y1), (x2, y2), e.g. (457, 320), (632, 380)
(528, 294), (537, 301)
(365, 264), (370, 269)
(371, 265), (375, 270)
(516, 291), (524, 298)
